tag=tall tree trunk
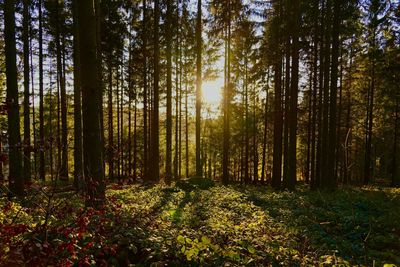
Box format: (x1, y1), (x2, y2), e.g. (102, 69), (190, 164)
(49, 66), (54, 182)
(95, 0), (105, 176)
(310, 26), (318, 188)
(78, 0), (105, 207)
(185, 70), (189, 178)
(306, 68), (312, 183)
(56, 57), (61, 179)
(116, 67), (121, 179)
(133, 95), (138, 181)
(336, 50), (344, 181)
(38, 0), (45, 181)
(179, 49), (183, 179)
(240, 90), (245, 182)
(321, 0), (332, 188)
(326, 0), (341, 189)
(30, 24), (37, 179)
(208, 123), (212, 179)
(344, 60), (352, 184)
(245, 59), (249, 183)
(222, 1), (231, 184)
(165, 0), (172, 184)
(174, 51), (179, 179)
(272, 0), (283, 189)
(261, 71), (270, 183)
(283, 30), (290, 185)
(149, 0), (160, 182)
(178, 2), (184, 180)
(142, 0), (148, 180)
(315, 0), (325, 188)
(253, 85), (258, 183)
(23, 0), (31, 182)
(286, 0), (300, 190)
(392, 98), (399, 187)
(73, 0), (83, 190)
(120, 59), (124, 178)
(108, 60), (114, 180)
(0, 138), (3, 181)
(56, 0), (68, 181)
(364, 29), (376, 185)
(174, 5), (181, 180)
(195, 0), (202, 177)
(127, 32), (132, 178)
(4, 0), (23, 195)
(128, 91), (132, 177)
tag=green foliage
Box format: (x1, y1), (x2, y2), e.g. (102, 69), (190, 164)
(0, 184), (399, 266)
(176, 177), (215, 191)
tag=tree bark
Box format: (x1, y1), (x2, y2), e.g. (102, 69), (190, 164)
(245, 59), (249, 183)
(320, 0), (332, 188)
(78, 0), (105, 207)
(30, 25), (37, 179)
(108, 59), (114, 180)
(4, 0), (23, 195)
(55, 0), (68, 181)
(165, 0), (172, 184)
(253, 85), (258, 183)
(326, 0), (341, 189)
(261, 70), (270, 183)
(196, 0), (202, 178)
(222, 0), (232, 184)
(392, 98), (399, 187)
(272, 0), (283, 189)
(310, 19), (319, 188)
(149, 0), (160, 182)
(38, 0), (45, 181)
(364, 27), (376, 185)
(142, 0), (148, 180)
(73, 0), (83, 190)
(286, 0), (300, 190)
(23, 0), (31, 182)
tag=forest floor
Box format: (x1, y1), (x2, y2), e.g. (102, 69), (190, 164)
(1, 178), (399, 266)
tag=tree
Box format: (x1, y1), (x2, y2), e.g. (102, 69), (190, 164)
(209, 0), (242, 183)
(4, 0), (23, 195)
(1, 0), (399, 196)
(149, 0), (160, 183)
(222, 0), (232, 184)
(38, 0), (45, 181)
(46, 0), (69, 181)
(73, 0), (83, 190)
(78, 0), (105, 206)
(326, 0), (342, 189)
(260, 70), (270, 183)
(23, 0), (31, 182)
(165, 0), (172, 184)
(285, 0), (300, 190)
(271, 0), (283, 189)
(196, 0), (203, 178)
(364, 0), (386, 184)
(142, 0), (148, 180)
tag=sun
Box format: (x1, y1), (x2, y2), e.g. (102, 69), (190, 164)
(202, 78), (224, 106)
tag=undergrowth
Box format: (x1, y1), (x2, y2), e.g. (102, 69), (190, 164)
(0, 179), (399, 266)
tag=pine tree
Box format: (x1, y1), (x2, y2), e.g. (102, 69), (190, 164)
(23, 0), (31, 182)
(78, 0), (105, 206)
(195, 0), (203, 178)
(73, 0), (83, 190)
(271, 0), (283, 189)
(38, 0), (45, 181)
(4, 0), (23, 195)
(149, 0), (160, 183)
(285, 0), (300, 190)
(165, 0), (173, 184)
